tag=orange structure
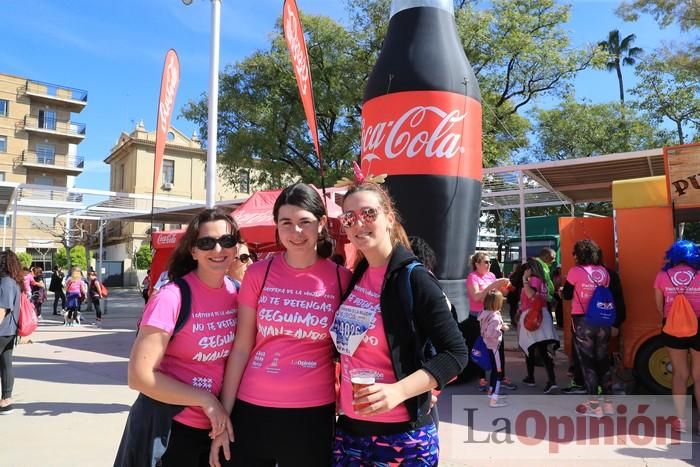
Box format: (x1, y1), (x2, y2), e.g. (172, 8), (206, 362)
(558, 175), (677, 393)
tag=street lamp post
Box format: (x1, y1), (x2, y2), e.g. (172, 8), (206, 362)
(183, 0), (220, 208)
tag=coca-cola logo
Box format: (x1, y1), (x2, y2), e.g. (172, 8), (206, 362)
(284, 3), (309, 97)
(361, 106), (467, 164)
(157, 233), (178, 246)
(159, 53), (179, 134)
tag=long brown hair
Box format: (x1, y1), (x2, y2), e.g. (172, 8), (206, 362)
(168, 208), (240, 280)
(0, 250), (24, 288)
(342, 182), (411, 268)
(273, 183), (332, 258)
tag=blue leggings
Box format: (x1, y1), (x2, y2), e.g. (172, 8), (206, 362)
(333, 423), (438, 466)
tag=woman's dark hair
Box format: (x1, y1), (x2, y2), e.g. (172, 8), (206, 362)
(526, 257), (545, 279)
(273, 183), (332, 258)
(409, 236), (437, 271)
(0, 250), (24, 289)
(168, 207), (239, 280)
(508, 262), (529, 289)
(572, 239), (601, 266)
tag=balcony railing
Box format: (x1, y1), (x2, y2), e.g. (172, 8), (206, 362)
(22, 115), (86, 139)
(20, 150), (85, 171)
(24, 79), (88, 103)
(18, 187), (84, 203)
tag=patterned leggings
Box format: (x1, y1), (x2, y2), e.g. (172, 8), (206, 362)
(572, 315), (612, 396)
(333, 424), (438, 466)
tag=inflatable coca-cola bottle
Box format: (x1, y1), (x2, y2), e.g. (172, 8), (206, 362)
(360, 0), (482, 317)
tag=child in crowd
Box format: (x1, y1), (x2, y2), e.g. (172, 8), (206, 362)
(64, 267), (86, 326)
(479, 290), (509, 407)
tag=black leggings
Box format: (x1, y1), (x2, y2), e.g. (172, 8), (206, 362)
(53, 289), (66, 314)
(572, 315), (612, 396)
(92, 298), (102, 319)
(525, 341), (556, 384)
(160, 420), (211, 467)
(488, 342), (505, 392)
(222, 399), (335, 467)
(0, 335), (15, 399)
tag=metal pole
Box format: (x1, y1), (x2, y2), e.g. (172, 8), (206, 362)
(2, 215), (6, 250)
(518, 171), (527, 264)
(98, 220), (104, 283)
(11, 195), (18, 251)
(206, 0), (221, 208)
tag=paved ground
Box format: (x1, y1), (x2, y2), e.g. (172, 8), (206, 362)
(0, 289), (697, 466)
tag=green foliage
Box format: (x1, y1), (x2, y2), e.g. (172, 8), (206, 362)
(596, 30), (643, 104)
(55, 246), (87, 270)
(17, 252), (32, 269)
(135, 243), (152, 270)
(182, 0), (599, 182)
(530, 96), (668, 160)
(631, 53), (700, 145)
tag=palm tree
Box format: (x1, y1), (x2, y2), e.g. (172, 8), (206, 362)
(598, 30), (643, 104)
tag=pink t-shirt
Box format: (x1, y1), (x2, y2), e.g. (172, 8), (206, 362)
(653, 265), (700, 317)
(23, 273), (32, 295)
(467, 271), (496, 314)
(237, 255), (351, 408)
(66, 279), (83, 294)
(566, 265), (610, 315)
(519, 276), (547, 312)
(337, 266), (410, 423)
(139, 272), (238, 429)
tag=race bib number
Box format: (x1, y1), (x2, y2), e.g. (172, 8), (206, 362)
(330, 304), (375, 356)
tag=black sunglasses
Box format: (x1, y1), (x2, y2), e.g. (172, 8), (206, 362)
(234, 253), (252, 263)
(195, 234), (238, 251)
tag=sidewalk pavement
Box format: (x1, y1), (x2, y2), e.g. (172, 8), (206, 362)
(0, 289), (697, 466)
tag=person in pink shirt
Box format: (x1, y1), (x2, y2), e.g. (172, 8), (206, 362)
(562, 239), (613, 417)
(330, 180), (467, 466)
(466, 252), (512, 391)
(210, 183), (351, 467)
(117, 208), (239, 467)
(653, 240), (700, 433)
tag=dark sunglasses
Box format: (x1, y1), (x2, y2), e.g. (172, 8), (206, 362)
(234, 253), (252, 263)
(339, 207), (380, 229)
(194, 234), (238, 251)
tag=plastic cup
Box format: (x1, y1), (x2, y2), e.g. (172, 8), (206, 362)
(349, 368), (376, 412)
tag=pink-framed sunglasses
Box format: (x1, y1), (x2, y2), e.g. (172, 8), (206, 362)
(339, 206), (380, 229)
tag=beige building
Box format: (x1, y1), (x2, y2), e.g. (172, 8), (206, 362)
(0, 72), (87, 269)
(102, 121), (251, 285)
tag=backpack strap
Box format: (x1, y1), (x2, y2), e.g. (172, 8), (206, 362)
(171, 277), (192, 338)
(260, 257), (274, 292)
(398, 261), (435, 361)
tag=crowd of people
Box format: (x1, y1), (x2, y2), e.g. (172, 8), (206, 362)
(0, 170), (697, 463)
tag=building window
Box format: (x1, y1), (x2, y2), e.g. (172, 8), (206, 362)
(117, 163), (125, 190)
(162, 160), (174, 185)
(238, 170), (250, 193)
(167, 131), (175, 141)
(34, 175), (54, 186)
(36, 144), (56, 164)
(150, 223), (165, 233)
(38, 109), (57, 130)
(0, 215), (11, 227)
(0, 172), (5, 182)
(0, 99), (7, 117)
(0, 136), (6, 153)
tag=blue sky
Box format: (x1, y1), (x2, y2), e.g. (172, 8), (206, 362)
(2, 0), (680, 191)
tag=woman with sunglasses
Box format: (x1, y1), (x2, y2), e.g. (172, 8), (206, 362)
(331, 181), (468, 466)
(118, 208), (239, 467)
(227, 241), (253, 290)
(466, 253), (512, 391)
(211, 183), (351, 467)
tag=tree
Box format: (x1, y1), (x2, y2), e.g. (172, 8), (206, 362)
(597, 30), (643, 104)
(631, 53), (700, 144)
(183, 13), (365, 186)
(135, 243), (152, 270)
(55, 246), (87, 270)
(616, 0), (699, 74)
(32, 218), (109, 270)
(530, 96), (666, 160)
(17, 252), (32, 269)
